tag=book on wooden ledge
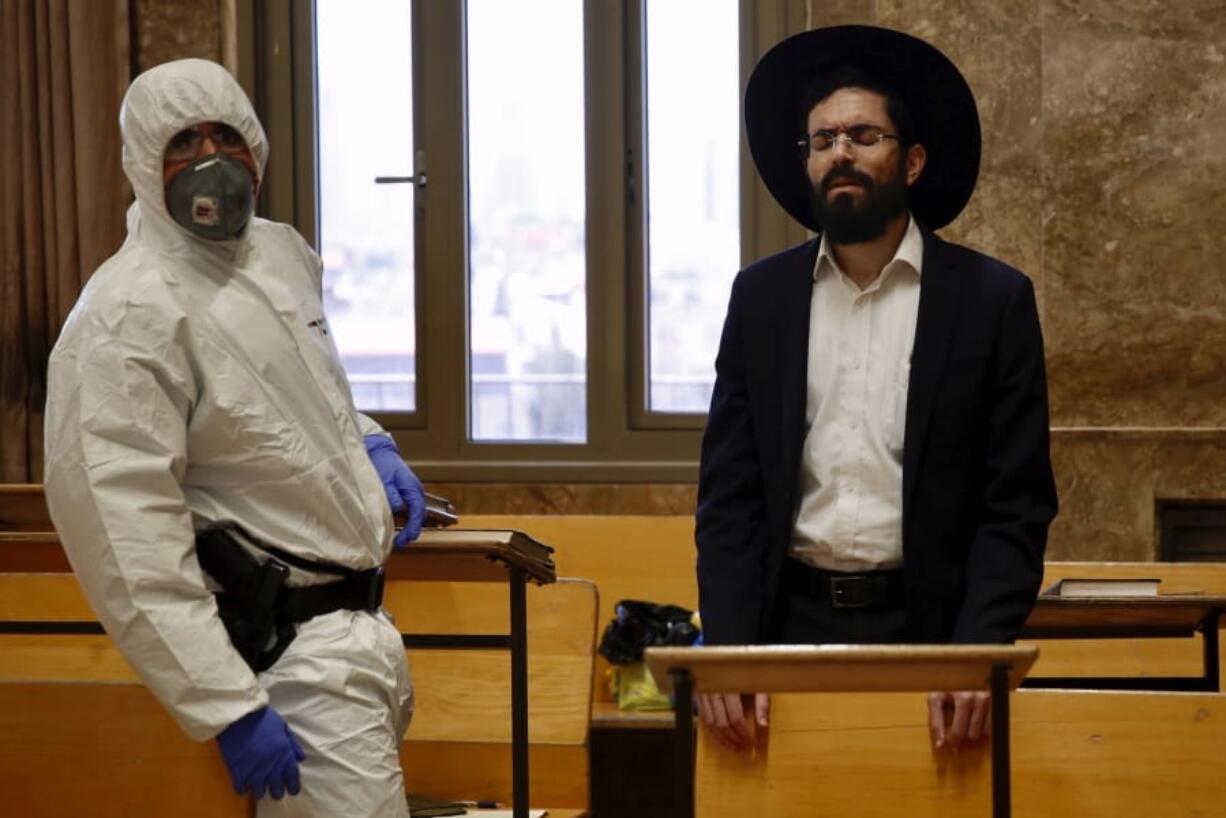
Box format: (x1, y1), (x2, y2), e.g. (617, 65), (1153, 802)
(406, 793), (467, 816)
(1042, 577), (1162, 598)
(423, 528), (554, 562)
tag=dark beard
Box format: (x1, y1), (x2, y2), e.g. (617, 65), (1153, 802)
(809, 159), (909, 245)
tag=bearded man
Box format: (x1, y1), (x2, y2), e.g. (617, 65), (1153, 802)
(693, 26), (1057, 752)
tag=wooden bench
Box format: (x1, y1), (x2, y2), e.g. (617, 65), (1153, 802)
(394, 578), (596, 812)
(695, 689), (1224, 816)
(0, 566), (596, 817)
(1025, 562), (1226, 686)
(456, 515), (1226, 696)
(6, 484), (1226, 696)
(0, 490), (697, 708)
(7, 485), (1226, 815)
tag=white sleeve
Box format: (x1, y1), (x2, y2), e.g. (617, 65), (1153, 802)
(356, 412), (391, 439)
(43, 301), (267, 741)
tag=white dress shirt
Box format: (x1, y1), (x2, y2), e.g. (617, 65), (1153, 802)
(789, 215), (924, 572)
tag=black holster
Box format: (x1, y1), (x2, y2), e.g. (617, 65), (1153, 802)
(196, 523), (388, 673)
(196, 526), (297, 672)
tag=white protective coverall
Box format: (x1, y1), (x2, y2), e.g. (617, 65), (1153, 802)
(43, 58), (412, 818)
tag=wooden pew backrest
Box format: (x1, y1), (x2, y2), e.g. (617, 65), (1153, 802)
(1041, 560), (1226, 593)
(7, 482), (1226, 698)
(462, 514), (697, 703)
(0, 573), (599, 811)
(0, 681), (248, 818)
(391, 578), (597, 808)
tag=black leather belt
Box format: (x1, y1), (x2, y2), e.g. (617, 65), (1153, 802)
(787, 560), (905, 610)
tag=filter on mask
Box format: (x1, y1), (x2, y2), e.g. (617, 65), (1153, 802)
(165, 153), (256, 241)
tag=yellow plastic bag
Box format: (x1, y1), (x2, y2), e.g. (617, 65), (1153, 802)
(607, 661), (672, 711)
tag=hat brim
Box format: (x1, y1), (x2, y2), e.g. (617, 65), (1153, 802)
(745, 25), (981, 233)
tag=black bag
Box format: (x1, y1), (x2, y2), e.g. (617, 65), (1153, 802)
(597, 599), (699, 665)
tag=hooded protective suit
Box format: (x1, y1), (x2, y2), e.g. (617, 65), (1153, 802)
(44, 59), (412, 817)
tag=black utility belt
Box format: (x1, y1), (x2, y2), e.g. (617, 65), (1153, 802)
(196, 523), (385, 672)
(280, 568), (386, 623)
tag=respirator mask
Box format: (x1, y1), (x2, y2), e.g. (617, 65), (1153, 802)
(165, 153), (256, 241)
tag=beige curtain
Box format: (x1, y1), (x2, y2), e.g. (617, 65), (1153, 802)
(0, 0), (131, 482)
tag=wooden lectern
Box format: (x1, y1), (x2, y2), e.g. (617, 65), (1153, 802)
(646, 644), (1037, 818)
(388, 528), (557, 818)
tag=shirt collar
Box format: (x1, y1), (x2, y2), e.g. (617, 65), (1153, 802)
(813, 213), (925, 284)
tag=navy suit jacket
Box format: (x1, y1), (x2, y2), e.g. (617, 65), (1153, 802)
(695, 229), (1058, 646)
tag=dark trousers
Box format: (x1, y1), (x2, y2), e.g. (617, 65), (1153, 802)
(773, 559), (909, 644)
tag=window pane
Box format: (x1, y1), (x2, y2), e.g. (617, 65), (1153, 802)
(646, 0), (740, 413)
(467, 0), (587, 443)
(316, 0), (416, 411)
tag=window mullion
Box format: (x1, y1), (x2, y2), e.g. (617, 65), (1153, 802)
(584, 0), (629, 458)
(393, 0), (467, 459)
(623, 0), (651, 434)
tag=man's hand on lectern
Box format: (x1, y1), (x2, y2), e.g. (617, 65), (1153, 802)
(928, 690), (991, 749)
(695, 692), (769, 750)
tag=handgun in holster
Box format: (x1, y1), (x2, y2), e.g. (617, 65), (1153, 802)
(196, 526), (296, 673)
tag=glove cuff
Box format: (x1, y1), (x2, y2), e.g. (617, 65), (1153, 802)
(217, 706), (268, 749)
(363, 433), (400, 456)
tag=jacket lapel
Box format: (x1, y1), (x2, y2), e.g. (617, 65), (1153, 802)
(778, 240), (820, 495)
(903, 231), (964, 511)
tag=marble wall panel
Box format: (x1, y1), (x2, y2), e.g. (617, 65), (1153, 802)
(134, 0), (221, 72)
(806, 0), (877, 27)
(1154, 436), (1226, 500)
(876, 1), (1044, 286)
(1040, 0), (1226, 427)
(1047, 433), (1156, 560)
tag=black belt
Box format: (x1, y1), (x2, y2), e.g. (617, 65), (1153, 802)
(198, 525), (386, 620)
(281, 567), (385, 622)
(787, 560), (905, 610)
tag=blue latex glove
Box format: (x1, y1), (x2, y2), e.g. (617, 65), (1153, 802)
(364, 434), (426, 548)
(216, 707), (305, 800)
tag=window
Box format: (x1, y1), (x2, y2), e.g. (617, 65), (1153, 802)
(316, 0), (417, 413)
(642, 0), (741, 414)
(466, 0), (588, 442)
(238, 0), (807, 480)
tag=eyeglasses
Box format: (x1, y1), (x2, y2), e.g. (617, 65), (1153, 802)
(165, 122), (249, 163)
(797, 125), (900, 156)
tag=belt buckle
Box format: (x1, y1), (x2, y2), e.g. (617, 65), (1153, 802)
(830, 575), (868, 609)
(365, 566), (386, 612)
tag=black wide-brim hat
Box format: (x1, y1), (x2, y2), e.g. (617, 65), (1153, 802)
(745, 25), (981, 232)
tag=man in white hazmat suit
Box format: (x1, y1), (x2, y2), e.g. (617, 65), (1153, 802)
(43, 58), (422, 817)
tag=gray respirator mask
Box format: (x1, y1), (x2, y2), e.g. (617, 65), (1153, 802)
(165, 153), (256, 241)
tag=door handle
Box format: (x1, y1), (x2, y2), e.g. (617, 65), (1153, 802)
(374, 174), (427, 188)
